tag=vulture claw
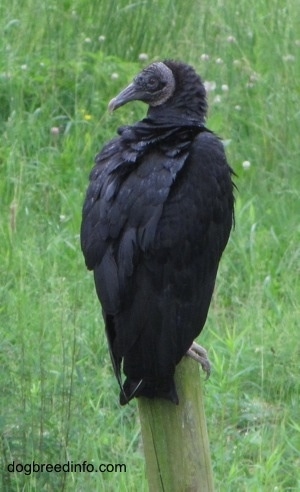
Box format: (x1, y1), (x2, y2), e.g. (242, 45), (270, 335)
(186, 342), (211, 378)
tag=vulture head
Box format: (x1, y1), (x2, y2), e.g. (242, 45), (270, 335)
(108, 60), (207, 121)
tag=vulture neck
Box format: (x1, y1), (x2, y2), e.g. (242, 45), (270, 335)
(147, 104), (206, 127)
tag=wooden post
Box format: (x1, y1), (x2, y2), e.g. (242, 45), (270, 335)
(138, 356), (214, 492)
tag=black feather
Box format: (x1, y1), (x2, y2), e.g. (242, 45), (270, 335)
(81, 60), (235, 405)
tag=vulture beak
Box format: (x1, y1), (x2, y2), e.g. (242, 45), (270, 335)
(108, 83), (141, 112)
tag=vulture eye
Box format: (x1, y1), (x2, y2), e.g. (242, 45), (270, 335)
(147, 76), (161, 91)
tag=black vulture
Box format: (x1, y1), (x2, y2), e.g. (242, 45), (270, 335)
(81, 60), (235, 405)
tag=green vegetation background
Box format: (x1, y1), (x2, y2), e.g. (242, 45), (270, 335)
(0, 0), (299, 490)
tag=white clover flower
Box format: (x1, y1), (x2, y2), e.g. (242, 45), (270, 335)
(21, 64), (27, 70)
(0, 72), (11, 79)
(263, 275), (271, 286)
(235, 105), (241, 111)
(138, 53), (149, 61)
(282, 54), (295, 62)
(84, 37), (92, 44)
(50, 127), (60, 136)
(221, 84), (229, 92)
(200, 53), (210, 61)
(213, 95), (222, 104)
(249, 72), (259, 82)
(233, 59), (241, 67)
(215, 58), (223, 64)
(204, 81), (216, 92)
(98, 35), (106, 42)
(242, 160), (251, 170)
(227, 35), (236, 43)
(111, 72), (119, 80)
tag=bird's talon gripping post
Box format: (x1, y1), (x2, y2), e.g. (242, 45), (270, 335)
(186, 342), (211, 379)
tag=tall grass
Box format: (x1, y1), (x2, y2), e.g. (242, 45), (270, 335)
(0, 0), (299, 490)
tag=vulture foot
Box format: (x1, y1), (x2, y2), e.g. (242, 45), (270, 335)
(186, 342), (211, 378)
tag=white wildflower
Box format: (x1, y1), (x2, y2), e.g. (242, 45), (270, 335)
(138, 53), (149, 61)
(50, 127), (60, 136)
(0, 72), (11, 79)
(249, 72), (259, 83)
(282, 54), (295, 62)
(213, 95), (222, 104)
(242, 160), (251, 170)
(200, 53), (210, 61)
(227, 35), (236, 43)
(204, 81), (216, 92)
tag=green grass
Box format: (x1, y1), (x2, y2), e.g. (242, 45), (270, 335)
(0, 0), (299, 490)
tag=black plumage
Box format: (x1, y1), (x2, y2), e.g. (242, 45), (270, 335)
(81, 60), (234, 405)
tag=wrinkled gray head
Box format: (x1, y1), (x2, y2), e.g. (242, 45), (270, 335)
(108, 60), (207, 121)
(108, 62), (175, 111)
